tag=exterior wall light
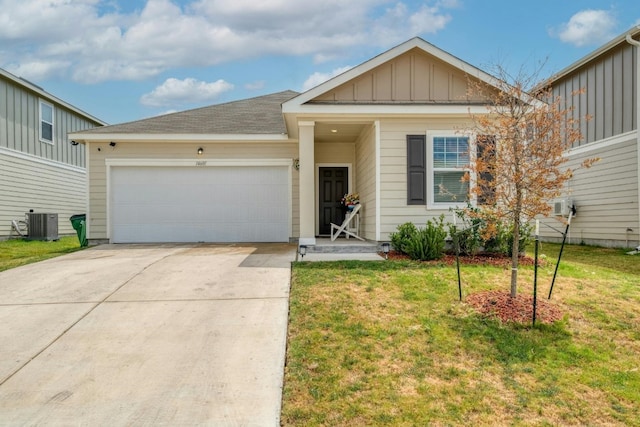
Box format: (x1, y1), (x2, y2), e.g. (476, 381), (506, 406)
(381, 242), (390, 259)
(197, 147), (204, 155)
(109, 141), (117, 147)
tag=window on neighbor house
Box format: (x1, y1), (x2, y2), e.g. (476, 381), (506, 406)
(432, 136), (469, 204)
(39, 100), (54, 144)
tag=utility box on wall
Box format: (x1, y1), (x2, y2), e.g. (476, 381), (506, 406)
(27, 213), (59, 241)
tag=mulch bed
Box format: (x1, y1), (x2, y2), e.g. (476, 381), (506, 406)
(383, 251), (563, 324)
(384, 251), (542, 268)
(465, 290), (564, 324)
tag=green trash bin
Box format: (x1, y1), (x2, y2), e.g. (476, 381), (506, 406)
(69, 214), (88, 247)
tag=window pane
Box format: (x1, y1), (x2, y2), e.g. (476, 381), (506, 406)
(433, 171), (468, 203)
(434, 137), (445, 153)
(41, 103), (52, 123)
(41, 122), (52, 141)
(433, 152), (445, 168)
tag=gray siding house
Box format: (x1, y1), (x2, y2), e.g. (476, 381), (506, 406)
(1, 68), (105, 238)
(540, 27), (640, 248)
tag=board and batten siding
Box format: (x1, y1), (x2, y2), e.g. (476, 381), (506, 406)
(86, 140), (298, 240)
(0, 77), (98, 168)
(540, 134), (639, 247)
(552, 42), (637, 146)
(0, 148), (86, 236)
(378, 118), (471, 240)
(355, 124), (377, 240)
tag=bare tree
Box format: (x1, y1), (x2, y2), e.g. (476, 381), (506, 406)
(464, 65), (597, 297)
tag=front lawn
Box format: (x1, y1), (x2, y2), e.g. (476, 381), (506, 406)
(0, 236), (85, 272)
(282, 243), (640, 425)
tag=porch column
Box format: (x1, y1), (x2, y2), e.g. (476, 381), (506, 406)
(298, 121), (316, 245)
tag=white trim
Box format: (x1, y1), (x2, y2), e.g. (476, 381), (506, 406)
(315, 163), (353, 236)
(70, 133), (292, 143)
(85, 144), (91, 239)
(287, 104), (490, 116)
(105, 158), (292, 167)
(567, 130), (637, 156)
(39, 99), (54, 145)
(426, 131), (471, 210)
(375, 120), (381, 241)
(0, 145), (86, 173)
(105, 159), (293, 242)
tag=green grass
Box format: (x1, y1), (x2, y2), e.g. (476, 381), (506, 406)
(282, 244), (640, 426)
(0, 236), (85, 272)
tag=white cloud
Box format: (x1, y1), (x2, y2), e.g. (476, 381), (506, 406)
(302, 66), (353, 91)
(554, 10), (617, 47)
(0, 0), (455, 84)
(140, 77), (234, 107)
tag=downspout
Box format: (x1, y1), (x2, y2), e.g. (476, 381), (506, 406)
(626, 28), (640, 247)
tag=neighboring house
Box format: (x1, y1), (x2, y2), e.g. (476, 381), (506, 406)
(1, 68), (106, 238)
(541, 26), (640, 248)
(70, 37), (505, 245)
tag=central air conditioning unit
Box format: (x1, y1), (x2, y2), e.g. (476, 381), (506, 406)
(27, 213), (59, 241)
(552, 199), (574, 217)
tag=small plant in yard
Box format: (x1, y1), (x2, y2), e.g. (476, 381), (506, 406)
(390, 215), (447, 261)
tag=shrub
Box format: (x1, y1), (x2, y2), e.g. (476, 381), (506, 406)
(390, 222), (418, 253)
(404, 215), (447, 261)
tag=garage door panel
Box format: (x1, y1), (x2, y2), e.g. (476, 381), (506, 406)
(111, 166), (289, 243)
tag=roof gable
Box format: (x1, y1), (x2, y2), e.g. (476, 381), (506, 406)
(283, 37), (500, 110)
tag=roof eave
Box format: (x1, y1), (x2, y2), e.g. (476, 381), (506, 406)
(68, 133), (293, 144)
(547, 25), (640, 84)
(0, 68), (107, 126)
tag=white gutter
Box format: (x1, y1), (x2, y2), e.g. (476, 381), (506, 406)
(626, 27), (640, 245)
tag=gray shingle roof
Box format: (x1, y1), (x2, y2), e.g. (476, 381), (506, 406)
(81, 90), (299, 135)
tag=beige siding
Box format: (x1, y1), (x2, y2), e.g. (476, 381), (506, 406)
(0, 149), (86, 237)
(312, 48), (491, 104)
(355, 125), (377, 240)
(540, 136), (639, 247)
(315, 143), (355, 165)
(87, 140), (298, 240)
(378, 118), (471, 239)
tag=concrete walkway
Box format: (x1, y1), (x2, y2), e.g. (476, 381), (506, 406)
(0, 243), (296, 426)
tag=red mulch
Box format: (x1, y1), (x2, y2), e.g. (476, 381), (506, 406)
(383, 251), (562, 324)
(466, 290), (564, 324)
(383, 251), (542, 268)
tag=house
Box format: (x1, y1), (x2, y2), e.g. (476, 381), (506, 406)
(1, 68), (106, 238)
(541, 26), (640, 248)
(69, 37), (507, 245)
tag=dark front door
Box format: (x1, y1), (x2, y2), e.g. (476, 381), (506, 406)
(318, 167), (348, 235)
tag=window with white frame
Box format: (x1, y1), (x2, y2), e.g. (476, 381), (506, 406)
(430, 135), (470, 205)
(39, 100), (54, 144)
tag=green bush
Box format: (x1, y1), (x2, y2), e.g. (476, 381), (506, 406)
(448, 207), (484, 256)
(404, 215), (447, 261)
(390, 222), (418, 253)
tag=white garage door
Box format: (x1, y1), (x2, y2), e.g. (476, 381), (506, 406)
(110, 166), (290, 243)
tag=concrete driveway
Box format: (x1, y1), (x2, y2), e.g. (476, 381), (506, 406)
(0, 243), (296, 426)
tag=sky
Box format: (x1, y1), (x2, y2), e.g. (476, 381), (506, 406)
(1, 0), (639, 125)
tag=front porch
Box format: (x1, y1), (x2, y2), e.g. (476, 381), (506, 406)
(296, 238), (385, 261)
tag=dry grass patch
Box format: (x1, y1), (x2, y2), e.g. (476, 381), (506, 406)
(282, 245), (640, 426)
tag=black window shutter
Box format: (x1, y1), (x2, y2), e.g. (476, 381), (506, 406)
(407, 135), (426, 205)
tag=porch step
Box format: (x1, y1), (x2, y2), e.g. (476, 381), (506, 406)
(304, 239), (380, 254)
